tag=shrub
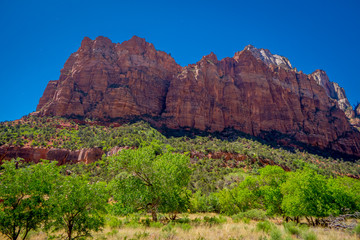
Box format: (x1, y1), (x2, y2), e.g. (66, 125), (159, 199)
(150, 221), (163, 228)
(270, 228), (283, 240)
(140, 218), (151, 227)
(354, 223), (360, 235)
(107, 216), (122, 229)
(178, 223), (192, 231)
(191, 217), (202, 226)
(190, 191), (219, 213)
(235, 209), (267, 221)
(283, 222), (301, 236)
(203, 216), (227, 226)
(242, 217), (251, 224)
(256, 220), (274, 233)
(176, 217), (191, 224)
(302, 231), (317, 240)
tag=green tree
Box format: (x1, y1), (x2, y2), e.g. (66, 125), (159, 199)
(258, 166), (287, 216)
(217, 176), (261, 215)
(281, 167), (332, 225)
(0, 160), (59, 240)
(49, 174), (108, 240)
(327, 176), (360, 215)
(110, 145), (191, 221)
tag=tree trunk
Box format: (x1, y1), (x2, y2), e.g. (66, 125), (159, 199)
(151, 209), (158, 222)
(310, 216), (315, 226)
(315, 218), (320, 226)
(67, 224), (73, 240)
(21, 230), (29, 240)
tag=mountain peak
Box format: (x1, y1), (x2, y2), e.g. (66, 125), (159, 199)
(121, 35), (154, 52)
(81, 36), (92, 43)
(310, 69), (352, 113)
(36, 36), (360, 157)
(243, 44), (292, 70)
(201, 52), (218, 63)
(94, 36), (112, 43)
(243, 44), (256, 51)
(130, 35), (146, 41)
(127, 35), (147, 46)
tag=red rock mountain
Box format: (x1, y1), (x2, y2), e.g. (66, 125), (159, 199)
(36, 36), (360, 157)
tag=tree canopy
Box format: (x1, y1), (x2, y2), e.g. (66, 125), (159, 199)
(109, 145), (191, 221)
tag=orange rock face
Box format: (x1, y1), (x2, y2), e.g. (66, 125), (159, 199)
(37, 36), (360, 157)
(37, 36), (181, 119)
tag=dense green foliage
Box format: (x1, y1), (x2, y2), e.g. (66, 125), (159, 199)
(1, 116), (359, 178)
(0, 116), (165, 151)
(0, 153), (360, 239)
(215, 165), (360, 225)
(109, 145), (191, 221)
(49, 174), (108, 240)
(1, 116), (360, 238)
(0, 160), (58, 240)
(0, 161), (108, 240)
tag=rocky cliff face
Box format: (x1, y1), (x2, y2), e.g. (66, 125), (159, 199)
(310, 70), (353, 117)
(0, 146), (104, 165)
(36, 36), (360, 157)
(37, 36), (181, 119)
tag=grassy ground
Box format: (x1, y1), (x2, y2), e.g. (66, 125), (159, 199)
(18, 213), (358, 240)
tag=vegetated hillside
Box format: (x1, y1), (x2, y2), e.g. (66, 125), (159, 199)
(2, 116), (360, 239)
(35, 36), (360, 157)
(1, 138), (360, 240)
(1, 115), (359, 178)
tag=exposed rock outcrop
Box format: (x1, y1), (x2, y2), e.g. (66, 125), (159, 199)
(310, 70), (353, 117)
(356, 104), (360, 117)
(244, 45), (292, 69)
(0, 146), (104, 164)
(36, 36), (181, 119)
(36, 36), (360, 157)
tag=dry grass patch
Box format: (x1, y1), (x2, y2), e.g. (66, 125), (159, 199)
(13, 214), (359, 240)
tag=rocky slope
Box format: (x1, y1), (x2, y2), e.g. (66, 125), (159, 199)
(36, 36), (360, 157)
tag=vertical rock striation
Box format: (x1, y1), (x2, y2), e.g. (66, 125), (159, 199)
(36, 37), (360, 157)
(37, 36), (181, 119)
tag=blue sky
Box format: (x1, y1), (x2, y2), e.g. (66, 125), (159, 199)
(1, 0), (359, 121)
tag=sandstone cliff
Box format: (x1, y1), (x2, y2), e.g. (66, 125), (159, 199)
(37, 36), (181, 119)
(310, 70), (353, 117)
(36, 36), (360, 157)
(0, 146), (104, 165)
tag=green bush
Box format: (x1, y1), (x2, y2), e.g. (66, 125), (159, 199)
(283, 222), (301, 236)
(302, 231), (317, 240)
(256, 220), (274, 233)
(270, 228), (283, 240)
(190, 191), (220, 212)
(149, 221), (163, 228)
(176, 217), (191, 224)
(162, 222), (175, 232)
(242, 217), (251, 224)
(203, 216), (227, 226)
(107, 216), (122, 229)
(354, 223), (360, 235)
(191, 217), (202, 226)
(140, 218), (151, 227)
(178, 223), (192, 231)
(234, 209), (267, 221)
